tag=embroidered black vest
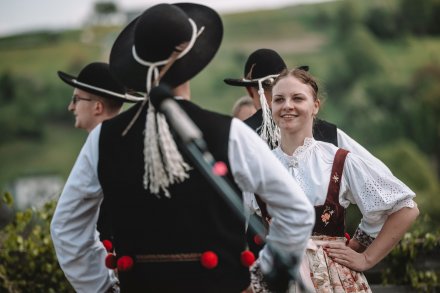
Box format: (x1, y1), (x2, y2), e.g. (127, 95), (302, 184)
(98, 100), (249, 292)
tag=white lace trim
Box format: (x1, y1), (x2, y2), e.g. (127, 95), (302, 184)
(359, 174), (414, 213)
(273, 138), (317, 198)
(274, 137), (316, 164)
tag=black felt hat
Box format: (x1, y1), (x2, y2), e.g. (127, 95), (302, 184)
(57, 62), (137, 102)
(109, 3), (223, 93)
(224, 49), (287, 87)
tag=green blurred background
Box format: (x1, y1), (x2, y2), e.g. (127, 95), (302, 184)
(0, 0), (439, 232)
(1, 1), (439, 290)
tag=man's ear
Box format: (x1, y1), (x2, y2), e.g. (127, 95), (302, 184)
(94, 100), (104, 115)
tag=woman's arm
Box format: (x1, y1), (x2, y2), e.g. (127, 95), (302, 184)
(362, 206), (419, 269)
(324, 206), (419, 271)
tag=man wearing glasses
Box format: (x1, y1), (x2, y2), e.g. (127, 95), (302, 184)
(58, 62), (141, 132)
(57, 62), (142, 243)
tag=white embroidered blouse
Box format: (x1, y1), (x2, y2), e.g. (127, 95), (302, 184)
(272, 137), (416, 238)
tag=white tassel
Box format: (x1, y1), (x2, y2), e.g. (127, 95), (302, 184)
(143, 104), (169, 197)
(143, 103), (191, 198)
(257, 80), (280, 149)
(157, 114), (191, 189)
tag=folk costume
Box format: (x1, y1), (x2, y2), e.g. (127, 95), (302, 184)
(57, 62), (143, 244)
(51, 3), (315, 293)
(270, 138), (416, 292)
(225, 49), (391, 264)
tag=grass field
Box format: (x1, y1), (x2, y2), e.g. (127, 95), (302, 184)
(0, 124), (86, 188)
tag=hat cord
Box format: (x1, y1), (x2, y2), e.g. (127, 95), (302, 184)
(124, 18), (203, 197)
(71, 79), (144, 102)
(256, 75), (280, 149)
(132, 18), (204, 93)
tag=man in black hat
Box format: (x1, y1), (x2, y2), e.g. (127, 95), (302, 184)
(51, 3), (314, 293)
(58, 62), (143, 243)
(58, 62), (142, 133)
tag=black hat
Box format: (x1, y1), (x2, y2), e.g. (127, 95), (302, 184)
(224, 49), (287, 87)
(57, 62), (140, 103)
(109, 3), (223, 93)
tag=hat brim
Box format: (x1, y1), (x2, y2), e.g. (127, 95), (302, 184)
(224, 78), (259, 87)
(109, 3), (223, 93)
(57, 71), (136, 103)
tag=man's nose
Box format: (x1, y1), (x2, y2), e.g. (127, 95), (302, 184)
(68, 101), (75, 112)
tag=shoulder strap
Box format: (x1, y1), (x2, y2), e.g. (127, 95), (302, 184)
(326, 148), (349, 203)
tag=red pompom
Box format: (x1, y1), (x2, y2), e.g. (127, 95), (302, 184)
(344, 232), (351, 245)
(212, 161), (228, 176)
(105, 253), (117, 269)
(102, 239), (113, 252)
(240, 250), (255, 267)
(200, 251), (218, 269)
(253, 234), (264, 246)
(117, 256), (134, 272)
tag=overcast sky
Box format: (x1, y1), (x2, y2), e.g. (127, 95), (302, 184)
(0, 0), (331, 36)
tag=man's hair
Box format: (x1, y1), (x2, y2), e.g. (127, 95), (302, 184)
(101, 97), (123, 112)
(232, 96), (254, 117)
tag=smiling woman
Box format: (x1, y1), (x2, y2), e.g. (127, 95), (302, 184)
(248, 67), (419, 292)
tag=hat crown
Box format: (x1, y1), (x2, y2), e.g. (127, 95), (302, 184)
(57, 62), (129, 102)
(244, 48), (286, 80)
(134, 4), (193, 62)
(77, 62), (110, 83)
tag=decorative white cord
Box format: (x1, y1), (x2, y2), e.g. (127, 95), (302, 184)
(132, 18), (202, 93)
(72, 79), (145, 101)
(131, 18), (203, 196)
(256, 74), (280, 149)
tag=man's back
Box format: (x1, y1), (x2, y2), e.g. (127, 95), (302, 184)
(99, 101), (250, 292)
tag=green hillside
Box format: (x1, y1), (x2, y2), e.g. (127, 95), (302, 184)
(0, 0), (439, 228)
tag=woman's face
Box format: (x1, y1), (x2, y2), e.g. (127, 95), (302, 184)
(271, 75), (319, 135)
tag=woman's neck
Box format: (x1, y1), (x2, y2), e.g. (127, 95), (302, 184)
(279, 128), (313, 155)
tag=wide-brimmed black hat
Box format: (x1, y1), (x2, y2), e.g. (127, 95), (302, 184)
(57, 62), (139, 103)
(109, 3), (223, 93)
(224, 48), (287, 88)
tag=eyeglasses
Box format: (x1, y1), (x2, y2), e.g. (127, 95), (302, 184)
(71, 95), (92, 105)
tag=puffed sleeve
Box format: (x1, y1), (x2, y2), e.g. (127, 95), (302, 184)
(340, 152), (416, 239)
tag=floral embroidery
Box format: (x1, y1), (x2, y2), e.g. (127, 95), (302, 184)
(321, 205), (334, 226)
(332, 172), (339, 183)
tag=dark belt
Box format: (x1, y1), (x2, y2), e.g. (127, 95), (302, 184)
(136, 253), (202, 263)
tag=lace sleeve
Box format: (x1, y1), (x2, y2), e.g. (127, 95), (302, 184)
(342, 152), (416, 237)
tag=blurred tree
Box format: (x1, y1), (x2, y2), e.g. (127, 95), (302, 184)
(0, 72), (45, 142)
(400, 0), (440, 35)
(406, 64), (440, 178)
(0, 71), (15, 104)
(0, 193), (74, 292)
(334, 0), (363, 39)
(365, 2), (402, 39)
